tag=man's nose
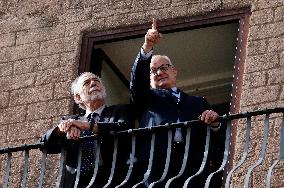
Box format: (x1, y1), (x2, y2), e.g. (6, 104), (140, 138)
(156, 69), (163, 75)
(90, 80), (97, 87)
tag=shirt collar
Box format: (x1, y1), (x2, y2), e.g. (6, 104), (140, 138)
(170, 87), (180, 100)
(171, 87), (178, 93)
(85, 105), (106, 117)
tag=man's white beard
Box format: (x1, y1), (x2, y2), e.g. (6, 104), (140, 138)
(86, 88), (107, 101)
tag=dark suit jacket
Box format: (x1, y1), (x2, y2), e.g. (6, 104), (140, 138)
(40, 104), (135, 187)
(130, 51), (210, 170)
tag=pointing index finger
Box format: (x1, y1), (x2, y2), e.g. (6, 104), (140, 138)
(152, 18), (157, 30)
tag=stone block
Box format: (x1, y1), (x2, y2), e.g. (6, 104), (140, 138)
(0, 15), (54, 34)
(0, 62), (13, 76)
(54, 81), (72, 99)
(231, 170), (247, 187)
(0, 106), (27, 124)
(241, 85), (280, 106)
(172, 0), (198, 6)
(16, 25), (65, 45)
(1, 0), (63, 19)
(250, 9), (274, 25)
(221, 0), (253, 10)
(280, 86), (284, 100)
(268, 67), (284, 84)
(5, 157), (22, 187)
(197, 1), (222, 14)
(242, 101), (284, 110)
(0, 43), (40, 63)
(26, 99), (72, 120)
(255, 0), (283, 9)
(0, 124), (8, 145)
(92, 6), (116, 19)
(132, 0), (172, 11)
(92, 0), (133, 19)
(104, 12), (147, 29)
(108, 0), (134, 10)
(35, 66), (75, 86)
(39, 36), (80, 56)
(10, 84), (53, 106)
(90, 17), (107, 31)
(242, 71), (267, 89)
(0, 32), (15, 48)
(187, 2), (220, 16)
(250, 8), (274, 25)
(247, 39), (267, 56)
(25, 150), (42, 187)
(250, 22), (284, 40)
(65, 20), (93, 36)
(63, 0), (98, 8)
(252, 171), (268, 187)
(171, 5), (188, 18)
(0, 92), (9, 108)
(58, 7), (92, 24)
(275, 6), (284, 22)
(281, 51), (284, 66)
(270, 165), (284, 187)
(245, 54), (278, 73)
(0, 73), (35, 91)
(14, 58), (38, 75)
(145, 8), (172, 21)
(43, 167), (58, 188)
(267, 37), (284, 52)
(35, 54), (61, 71)
(59, 52), (78, 68)
(7, 119), (52, 141)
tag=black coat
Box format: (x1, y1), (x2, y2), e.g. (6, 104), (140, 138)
(40, 104), (135, 187)
(130, 50), (210, 171)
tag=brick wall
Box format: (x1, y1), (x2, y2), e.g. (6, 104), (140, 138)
(232, 1), (284, 187)
(0, 0), (283, 187)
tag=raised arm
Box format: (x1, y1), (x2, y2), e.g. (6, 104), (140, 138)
(130, 19), (162, 118)
(142, 18), (162, 53)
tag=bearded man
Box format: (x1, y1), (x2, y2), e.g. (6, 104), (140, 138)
(41, 72), (135, 188)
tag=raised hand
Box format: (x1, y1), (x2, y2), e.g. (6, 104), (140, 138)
(143, 18), (162, 53)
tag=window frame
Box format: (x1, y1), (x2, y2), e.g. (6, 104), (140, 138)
(79, 6), (250, 113)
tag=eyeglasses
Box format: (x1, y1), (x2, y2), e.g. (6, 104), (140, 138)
(150, 64), (173, 75)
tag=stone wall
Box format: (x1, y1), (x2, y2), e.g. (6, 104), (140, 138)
(231, 0), (284, 187)
(0, 0), (283, 187)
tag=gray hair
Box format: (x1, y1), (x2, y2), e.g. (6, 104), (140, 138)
(151, 55), (174, 66)
(71, 72), (102, 95)
(71, 72), (105, 110)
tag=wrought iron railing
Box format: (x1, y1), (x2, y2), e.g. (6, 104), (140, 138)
(0, 107), (283, 188)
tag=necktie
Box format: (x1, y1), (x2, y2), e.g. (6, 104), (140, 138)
(80, 112), (98, 174)
(169, 89), (183, 142)
(169, 88), (180, 103)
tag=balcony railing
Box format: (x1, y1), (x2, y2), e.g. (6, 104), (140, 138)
(0, 107), (283, 188)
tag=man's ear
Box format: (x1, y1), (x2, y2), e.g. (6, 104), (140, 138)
(74, 94), (81, 103)
(172, 67), (177, 77)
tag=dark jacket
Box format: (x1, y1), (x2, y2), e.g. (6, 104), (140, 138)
(130, 50), (209, 169)
(40, 104), (135, 187)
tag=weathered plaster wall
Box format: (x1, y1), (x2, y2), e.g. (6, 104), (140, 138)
(0, 0), (283, 187)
